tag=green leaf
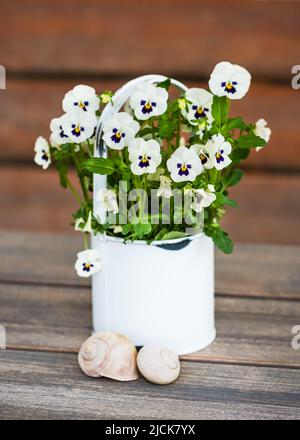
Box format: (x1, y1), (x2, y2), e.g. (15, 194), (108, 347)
(223, 168), (244, 188)
(157, 78), (171, 90)
(138, 127), (154, 137)
(230, 148), (249, 164)
(226, 117), (248, 131)
(212, 96), (229, 126)
(210, 228), (233, 254)
(82, 158), (115, 175)
(154, 227), (169, 241)
(121, 224), (133, 235)
(215, 193), (238, 207)
(158, 115), (177, 139)
(134, 223), (152, 238)
(160, 231), (187, 241)
(237, 135), (266, 149)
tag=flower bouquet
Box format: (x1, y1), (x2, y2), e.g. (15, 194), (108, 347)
(34, 62), (271, 354)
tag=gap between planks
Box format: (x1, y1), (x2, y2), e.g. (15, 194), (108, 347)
(3, 345), (300, 371)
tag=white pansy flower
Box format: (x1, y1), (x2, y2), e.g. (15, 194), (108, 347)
(50, 115), (71, 146)
(130, 84), (168, 120)
(102, 112), (140, 150)
(34, 136), (51, 170)
(254, 119), (271, 151)
(63, 84), (100, 114)
(157, 175), (172, 199)
(75, 249), (102, 278)
(192, 184), (216, 212)
(181, 88), (213, 125)
(95, 188), (119, 224)
(167, 146), (203, 182)
(129, 138), (162, 175)
(209, 61), (251, 100)
(61, 109), (97, 144)
(191, 144), (214, 169)
(74, 211), (92, 233)
(205, 134), (232, 170)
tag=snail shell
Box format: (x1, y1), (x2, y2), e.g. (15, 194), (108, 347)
(78, 331), (139, 381)
(137, 347), (180, 385)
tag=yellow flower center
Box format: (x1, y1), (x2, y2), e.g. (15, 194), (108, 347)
(181, 164), (187, 172)
(216, 152), (221, 160)
(115, 132), (121, 139)
(145, 102), (152, 110)
(74, 126), (81, 133)
(200, 153), (206, 161)
(226, 83), (233, 90)
(196, 107), (204, 115)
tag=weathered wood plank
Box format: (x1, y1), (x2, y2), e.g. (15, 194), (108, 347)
(1, 0), (298, 79)
(0, 167), (300, 244)
(0, 231), (299, 300)
(0, 349), (299, 420)
(1, 281), (299, 368)
(1, 79), (299, 172)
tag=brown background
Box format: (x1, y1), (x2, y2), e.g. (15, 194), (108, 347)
(0, 0), (299, 243)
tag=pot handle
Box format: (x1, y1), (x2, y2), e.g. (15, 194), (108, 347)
(93, 75), (187, 221)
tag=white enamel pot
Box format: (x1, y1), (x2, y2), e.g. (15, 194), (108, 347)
(92, 75), (216, 355)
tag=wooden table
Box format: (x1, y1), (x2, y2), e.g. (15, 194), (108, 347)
(0, 232), (300, 420)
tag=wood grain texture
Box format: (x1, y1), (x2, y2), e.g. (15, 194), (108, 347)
(0, 231), (299, 300)
(1, 166), (300, 244)
(1, 79), (299, 172)
(1, 0), (299, 79)
(1, 280), (300, 368)
(1, 349), (300, 420)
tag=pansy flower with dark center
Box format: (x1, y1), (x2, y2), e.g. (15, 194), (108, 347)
(34, 136), (51, 170)
(61, 109), (97, 143)
(71, 124), (85, 138)
(221, 81), (238, 94)
(167, 146), (203, 182)
(140, 100), (157, 115)
(129, 138), (162, 175)
(209, 61), (251, 100)
(75, 249), (102, 278)
(102, 112), (140, 150)
(50, 115), (71, 146)
(130, 83), (168, 120)
(205, 133), (232, 170)
(138, 154), (151, 168)
(181, 88), (213, 126)
(192, 105), (209, 119)
(190, 144), (214, 170)
(63, 84), (100, 114)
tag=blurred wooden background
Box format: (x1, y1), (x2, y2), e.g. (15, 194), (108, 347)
(0, 0), (300, 243)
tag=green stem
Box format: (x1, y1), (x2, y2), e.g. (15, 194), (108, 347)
(176, 112), (181, 147)
(66, 177), (83, 205)
(82, 233), (89, 250)
(72, 151), (89, 203)
(86, 139), (93, 158)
